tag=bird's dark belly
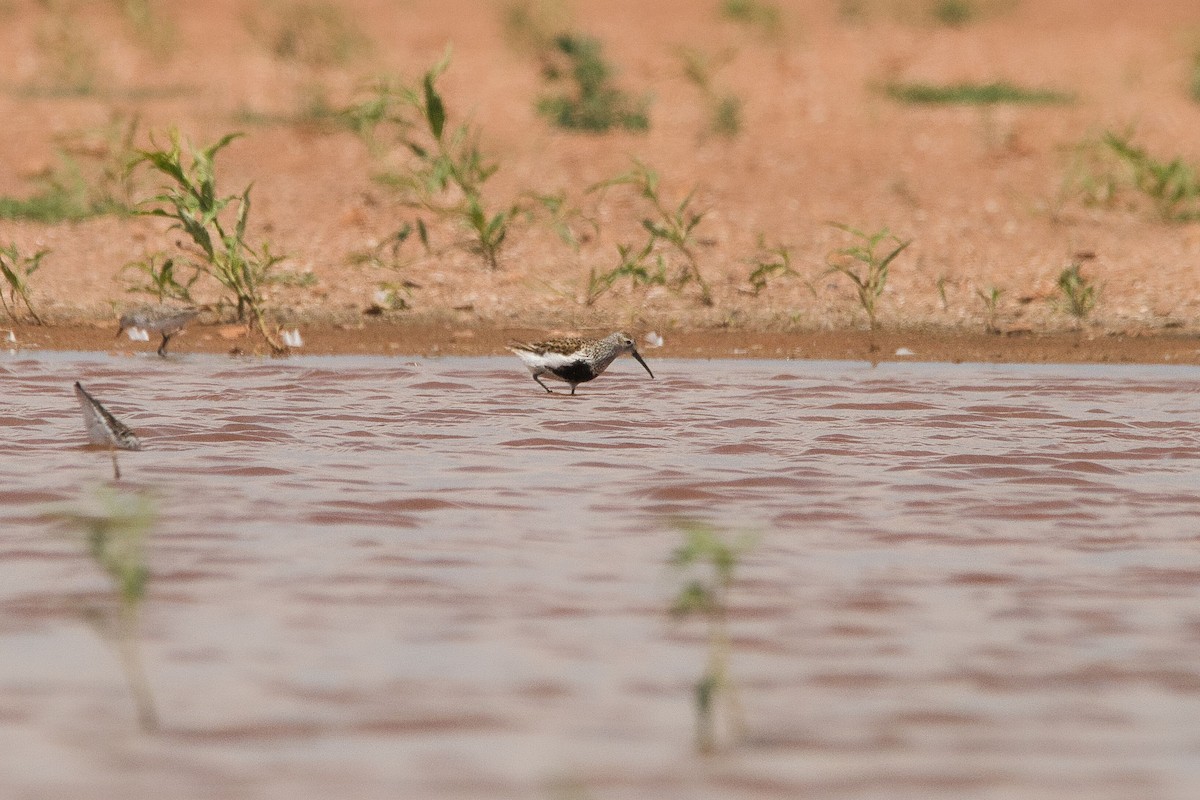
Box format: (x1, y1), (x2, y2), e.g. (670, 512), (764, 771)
(551, 360), (596, 384)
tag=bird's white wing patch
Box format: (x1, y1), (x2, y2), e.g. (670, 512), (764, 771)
(535, 351), (577, 368)
(510, 348), (577, 370)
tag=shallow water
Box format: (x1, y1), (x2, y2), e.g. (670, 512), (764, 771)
(3, 352), (1200, 799)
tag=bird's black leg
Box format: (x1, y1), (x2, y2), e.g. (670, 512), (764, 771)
(570, 385), (576, 395)
(157, 333), (172, 357)
(534, 375), (553, 394)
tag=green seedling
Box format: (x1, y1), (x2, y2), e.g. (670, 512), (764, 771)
(668, 519), (755, 753)
(464, 193), (514, 271)
(121, 254), (200, 303)
(370, 282), (413, 312)
(1055, 262), (1096, 324)
(839, 0), (1014, 26)
(678, 46), (742, 139)
(582, 240), (667, 306)
(719, 0), (783, 38)
(350, 223), (417, 270)
(0, 114), (140, 223)
(367, 52), (518, 269)
(934, 275), (950, 310)
(135, 130), (286, 352)
(710, 95), (742, 138)
(349, 224), (424, 312)
(589, 160), (713, 305)
(747, 241), (797, 295)
(1104, 130), (1200, 222)
(49, 487), (159, 732)
(0, 243), (47, 325)
(931, 0), (974, 25)
(524, 191), (598, 251)
(884, 81), (1074, 106)
(336, 75), (417, 155)
(825, 222), (910, 333)
(536, 33), (650, 132)
(1056, 135), (1122, 214)
(976, 285), (1004, 333)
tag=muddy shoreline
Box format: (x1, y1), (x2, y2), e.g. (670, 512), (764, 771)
(7, 319), (1200, 365)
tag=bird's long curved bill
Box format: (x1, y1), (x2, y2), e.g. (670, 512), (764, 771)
(631, 350), (654, 379)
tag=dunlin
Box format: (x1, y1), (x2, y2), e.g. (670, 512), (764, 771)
(117, 304), (200, 356)
(508, 331), (655, 395)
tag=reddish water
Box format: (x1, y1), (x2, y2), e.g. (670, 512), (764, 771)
(4, 353), (1200, 799)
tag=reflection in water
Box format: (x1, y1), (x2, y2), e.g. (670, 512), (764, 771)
(3, 353), (1200, 799)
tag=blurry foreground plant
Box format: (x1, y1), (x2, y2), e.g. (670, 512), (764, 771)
(49, 487), (159, 731)
(669, 519), (755, 753)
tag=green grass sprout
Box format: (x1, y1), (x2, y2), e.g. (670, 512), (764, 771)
(365, 51), (518, 269)
(1104, 130), (1200, 222)
(1054, 261), (1097, 325)
(976, 285), (1004, 334)
(746, 240), (797, 296)
(589, 160), (713, 305)
(825, 222), (910, 334)
(0, 115), (140, 223)
(884, 81), (1074, 106)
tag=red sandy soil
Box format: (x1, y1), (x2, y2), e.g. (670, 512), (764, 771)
(2, 0), (1200, 362)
